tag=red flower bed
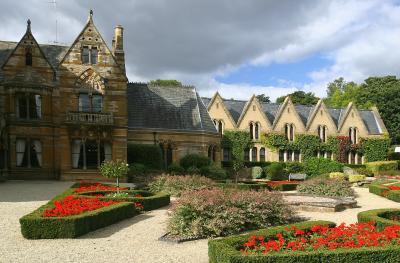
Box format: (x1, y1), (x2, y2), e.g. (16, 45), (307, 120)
(73, 182), (128, 193)
(240, 222), (400, 255)
(42, 195), (120, 217)
(387, 185), (400, 191)
(266, 180), (299, 187)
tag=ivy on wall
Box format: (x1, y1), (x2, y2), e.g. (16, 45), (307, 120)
(262, 133), (390, 163)
(222, 131), (253, 174)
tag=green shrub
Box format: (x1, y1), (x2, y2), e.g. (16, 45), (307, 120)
(284, 162), (304, 173)
(251, 166), (263, 179)
(168, 188), (294, 238)
(217, 181), (268, 191)
(387, 191), (400, 202)
(179, 154), (210, 170)
(19, 188), (138, 239)
(200, 165), (229, 180)
(167, 163), (185, 175)
(348, 174), (366, 183)
(266, 183), (298, 191)
(358, 209), (400, 230)
(355, 167), (374, 177)
(366, 161), (398, 174)
(127, 143), (163, 169)
(264, 163), (286, 181)
(369, 184), (389, 196)
(187, 166), (201, 175)
(304, 157), (343, 177)
(208, 221), (352, 263)
(148, 175), (215, 197)
(329, 172), (346, 180)
(128, 163), (147, 177)
(297, 178), (355, 197)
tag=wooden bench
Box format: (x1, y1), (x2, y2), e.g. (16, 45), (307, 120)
(288, 173), (307, 181)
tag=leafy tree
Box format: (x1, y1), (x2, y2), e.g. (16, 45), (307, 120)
(222, 131), (253, 183)
(324, 78), (371, 108)
(276, 91), (319, 105)
(256, 94), (270, 103)
(99, 160), (129, 193)
(149, 79), (182, 86)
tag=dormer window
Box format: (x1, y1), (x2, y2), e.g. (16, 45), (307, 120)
(25, 48), (32, 66)
(82, 46), (98, 65)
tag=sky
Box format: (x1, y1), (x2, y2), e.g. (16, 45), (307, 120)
(1, 0), (400, 101)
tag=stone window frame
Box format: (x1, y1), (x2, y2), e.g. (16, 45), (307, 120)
(15, 138), (42, 168)
(81, 45), (99, 65)
(15, 93), (42, 120)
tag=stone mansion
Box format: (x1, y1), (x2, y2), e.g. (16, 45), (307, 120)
(0, 11), (387, 180)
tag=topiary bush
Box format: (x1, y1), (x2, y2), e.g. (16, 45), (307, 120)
(179, 154), (211, 170)
(366, 161), (398, 175)
(167, 163), (185, 175)
(148, 175), (215, 197)
(297, 178), (355, 197)
(200, 165), (229, 180)
(284, 162), (304, 174)
(251, 166), (263, 179)
(304, 157), (343, 177)
(127, 143), (163, 169)
(264, 162), (286, 181)
(168, 188), (294, 238)
(128, 163), (147, 177)
(329, 172), (346, 180)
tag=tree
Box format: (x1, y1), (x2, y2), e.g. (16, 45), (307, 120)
(99, 160), (129, 193)
(149, 79), (182, 86)
(222, 131), (253, 183)
(276, 91), (319, 105)
(324, 78), (369, 108)
(256, 94), (270, 103)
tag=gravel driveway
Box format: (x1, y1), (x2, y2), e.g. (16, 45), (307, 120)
(0, 181), (399, 263)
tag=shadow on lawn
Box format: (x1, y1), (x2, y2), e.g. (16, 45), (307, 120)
(78, 213), (155, 239)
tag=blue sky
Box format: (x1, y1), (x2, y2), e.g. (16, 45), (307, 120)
(216, 54), (332, 88)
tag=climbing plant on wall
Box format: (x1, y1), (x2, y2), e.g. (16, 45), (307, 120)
(222, 131), (253, 181)
(361, 137), (391, 162)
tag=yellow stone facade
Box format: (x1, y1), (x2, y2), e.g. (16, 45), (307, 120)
(205, 92), (388, 164)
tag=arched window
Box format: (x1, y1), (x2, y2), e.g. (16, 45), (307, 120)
(249, 122), (254, 139)
(244, 148), (250, 161)
(288, 124), (295, 142)
(260, 147), (266, 162)
(318, 125), (327, 142)
(25, 48), (32, 66)
(218, 121), (223, 136)
(254, 123), (260, 140)
(251, 147), (257, 162)
(349, 127), (358, 144)
(285, 124), (290, 140)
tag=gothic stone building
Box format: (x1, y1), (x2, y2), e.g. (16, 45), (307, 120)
(0, 12), (219, 180)
(203, 93), (387, 164)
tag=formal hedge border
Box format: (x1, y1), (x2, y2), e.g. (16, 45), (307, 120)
(358, 208), (400, 231)
(266, 183), (298, 191)
(369, 184), (400, 203)
(77, 190), (170, 211)
(20, 187), (138, 239)
(208, 220), (400, 263)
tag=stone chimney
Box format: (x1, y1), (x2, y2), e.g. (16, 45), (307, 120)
(113, 25), (125, 72)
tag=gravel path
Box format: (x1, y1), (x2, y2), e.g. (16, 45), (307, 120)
(0, 181), (399, 263)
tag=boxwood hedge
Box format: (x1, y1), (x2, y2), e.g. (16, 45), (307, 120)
(78, 190), (170, 211)
(208, 220), (400, 263)
(358, 208), (400, 230)
(20, 188), (138, 239)
(369, 183), (400, 203)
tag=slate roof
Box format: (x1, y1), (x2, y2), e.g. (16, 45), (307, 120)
(128, 83), (217, 134)
(203, 97), (384, 134)
(223, 99), (247, 123)
(0, 40), (69, 69)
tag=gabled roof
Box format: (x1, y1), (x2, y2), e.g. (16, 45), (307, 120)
(295, 104), (314, 125)
(223, 99), (247, 123)
(359, 110), (382, 134)
(127, 83), (217, 134)
(261, 102), (281, 123)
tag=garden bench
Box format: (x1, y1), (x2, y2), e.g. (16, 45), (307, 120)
(288, 173), (307, 181)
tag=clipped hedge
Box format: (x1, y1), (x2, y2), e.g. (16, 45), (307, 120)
(78, 190), (170, 211)
(358, 208), (400, 231)
(209, 220), (400, 263)
(387, 191), (400, 202)
(127, 143), (163, 169)
(266, 183), (298, 191)
(20, 188), (138, 239)
(251, 166), (263, 179)
(369, 184), (389, 196)
(180, 154), (211, 170)
(304, 157), (343, 177)
(366, 161), (398, 174)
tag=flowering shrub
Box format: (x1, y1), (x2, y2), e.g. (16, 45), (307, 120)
(42, 195), (119, 217)
(240, 222), (400, 255)
(73, 182), (128, 193)
(149, 175), (215, 196)
(167, 188), (294, 238)
(297, 178), (355, 197)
